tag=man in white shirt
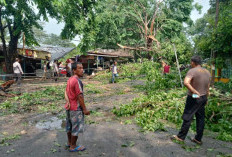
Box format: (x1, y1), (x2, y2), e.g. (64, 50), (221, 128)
(53, 60), (59, 81)
(13, 58), (24, 85)
(40, 61), (47, 81)
(111, 61), (118, 83)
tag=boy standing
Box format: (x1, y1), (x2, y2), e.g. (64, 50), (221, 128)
(64, 62), (90, 152)
(111, 61), (118, 83)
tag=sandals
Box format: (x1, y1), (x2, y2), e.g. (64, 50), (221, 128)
(171, 135), (184, 142)
(171, 135), (203, 145)
(65, 144), (70, 150)
(191, 138), (203, 145)
(69, 145), (86, 152)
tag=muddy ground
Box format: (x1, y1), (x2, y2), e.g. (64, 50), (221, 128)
(0, 78), (232, 157)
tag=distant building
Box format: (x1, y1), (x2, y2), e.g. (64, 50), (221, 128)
(0, 44), (75, 77)
(214, 57), (232, 83)
(72, 49), (134, 75)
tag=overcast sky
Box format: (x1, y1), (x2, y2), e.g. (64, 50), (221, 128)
(43, 0), (210, 45)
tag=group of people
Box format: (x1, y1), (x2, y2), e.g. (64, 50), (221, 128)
(41, 60), (60, 81)
(64, 55), (211, 153)
(3, 55), (211, 152)
(11, 57), (62, 86)
(110, 60), (170, 84)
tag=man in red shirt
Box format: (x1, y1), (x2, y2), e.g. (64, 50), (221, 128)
(64, 62), (90, 152)
(163, 63), (170, 74)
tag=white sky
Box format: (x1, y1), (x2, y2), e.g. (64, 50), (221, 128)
(190, 0), (210, 21)
(43, 0), (210, 45)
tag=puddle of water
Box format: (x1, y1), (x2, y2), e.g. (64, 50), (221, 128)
(35, 117), (65, 130)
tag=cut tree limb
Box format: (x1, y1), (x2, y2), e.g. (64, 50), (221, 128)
(147, 35), (160, 48)
(117, 43), (154, 52)
(1, 80), (15, 91)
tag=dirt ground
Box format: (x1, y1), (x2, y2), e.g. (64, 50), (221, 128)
(0, 78), (232, 157)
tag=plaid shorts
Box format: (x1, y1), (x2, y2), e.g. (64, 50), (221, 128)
(66, 110), (85, 136)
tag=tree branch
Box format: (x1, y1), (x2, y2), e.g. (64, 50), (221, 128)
(117, 43), (154, 52)
(0, 24), (8, 30)
(150, 0), (162, 35)
(131, 5), (145, 26)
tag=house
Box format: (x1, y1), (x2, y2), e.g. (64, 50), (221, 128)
(73, 49), (134, 74)
(0, 44), (75, 77)
(214, 57), (232, 83)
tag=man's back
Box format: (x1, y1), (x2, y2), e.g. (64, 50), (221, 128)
(164, 65), (170, 73)
(13, 62), (21, 74)
(186, 67), (211, 96)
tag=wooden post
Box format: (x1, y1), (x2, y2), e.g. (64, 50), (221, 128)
(96, 56), (98, 69)
(23, 59), (26, 78)
(103, 57), (104, 69)
(87, 60), (90, 74)
(173, 44), (183, 88)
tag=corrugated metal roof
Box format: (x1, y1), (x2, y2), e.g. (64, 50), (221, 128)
(17, 45), (75, 60)
(0, 44), (75, 60)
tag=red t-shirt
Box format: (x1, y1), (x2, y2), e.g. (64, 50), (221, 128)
(164, 65), (170, 73)
(65, 76), (83, 111)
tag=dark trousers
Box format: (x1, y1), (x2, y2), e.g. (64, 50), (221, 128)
(14, 73), (22, 86)
(112, 73), (118, 83)
(54, 72), (58, 81)
(177, 95), (207, 141)
(66, 72), (71, 77)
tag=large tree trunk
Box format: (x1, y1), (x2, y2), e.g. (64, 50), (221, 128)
(6, 20), (21, 74)
(1, 7), (20, 75)
(7, 36), (19, 73)
(0, 8), (8, 74)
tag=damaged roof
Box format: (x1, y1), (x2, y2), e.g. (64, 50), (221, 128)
(17, 45), (75, 60)
(87, 49), (133, 58)
(0, 44), (75, 60)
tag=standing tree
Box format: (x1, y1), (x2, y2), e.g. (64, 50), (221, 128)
(0, 0), (96, 73)
(69, 0), (197, 60)
(119, 0), (196, 59)
(190, 0), (232, 82)
(0, 0), (59, 73)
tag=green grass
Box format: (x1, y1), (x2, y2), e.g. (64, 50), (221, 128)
(85, 83), (102, 94)
(0, 85), (65, 115)
(0, 134), (21, 146)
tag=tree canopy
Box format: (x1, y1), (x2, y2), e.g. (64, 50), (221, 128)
(190, 0), (232, 59)
(68, 0), (197, 63)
